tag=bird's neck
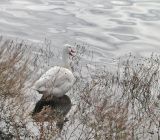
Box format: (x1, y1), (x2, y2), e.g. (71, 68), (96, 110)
(62, 51), (71, 70)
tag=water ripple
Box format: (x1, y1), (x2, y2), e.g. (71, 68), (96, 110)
(110, 0), (133, 6)
(0, 0), (160, 66)
(109, 33), (139, 41)
(130, 13), (160, 21)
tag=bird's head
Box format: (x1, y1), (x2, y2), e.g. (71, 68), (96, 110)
(64, 44), (76, 58)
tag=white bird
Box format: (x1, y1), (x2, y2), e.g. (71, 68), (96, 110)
(33, 44), (76, 97)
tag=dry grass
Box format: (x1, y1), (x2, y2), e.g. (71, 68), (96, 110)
(0, 38), (159, 140)
(0, 40), (30, 97)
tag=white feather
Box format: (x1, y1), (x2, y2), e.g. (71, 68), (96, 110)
(33, 44), (76, 97)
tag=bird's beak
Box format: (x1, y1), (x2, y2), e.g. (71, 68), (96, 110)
(69, 49), (76, 57)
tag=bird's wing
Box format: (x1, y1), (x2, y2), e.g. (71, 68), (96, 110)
(33, 67), (60, 91)
(33, 67), (75, 94)
(53, 70), (71, 87)
(52, 69), (76, 97)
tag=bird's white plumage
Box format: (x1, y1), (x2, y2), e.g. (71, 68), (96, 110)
(34, 66), (75, 97)
(33, 44), (76, 97)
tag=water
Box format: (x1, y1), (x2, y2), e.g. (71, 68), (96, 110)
(0, 0), (160, 66)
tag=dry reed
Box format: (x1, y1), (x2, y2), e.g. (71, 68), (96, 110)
(0, 39), (159, 140)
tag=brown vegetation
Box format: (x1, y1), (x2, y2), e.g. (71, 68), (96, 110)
(0, 39), (159, 140)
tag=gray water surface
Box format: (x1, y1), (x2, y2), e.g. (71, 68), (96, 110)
(0, 0), (160, 66)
